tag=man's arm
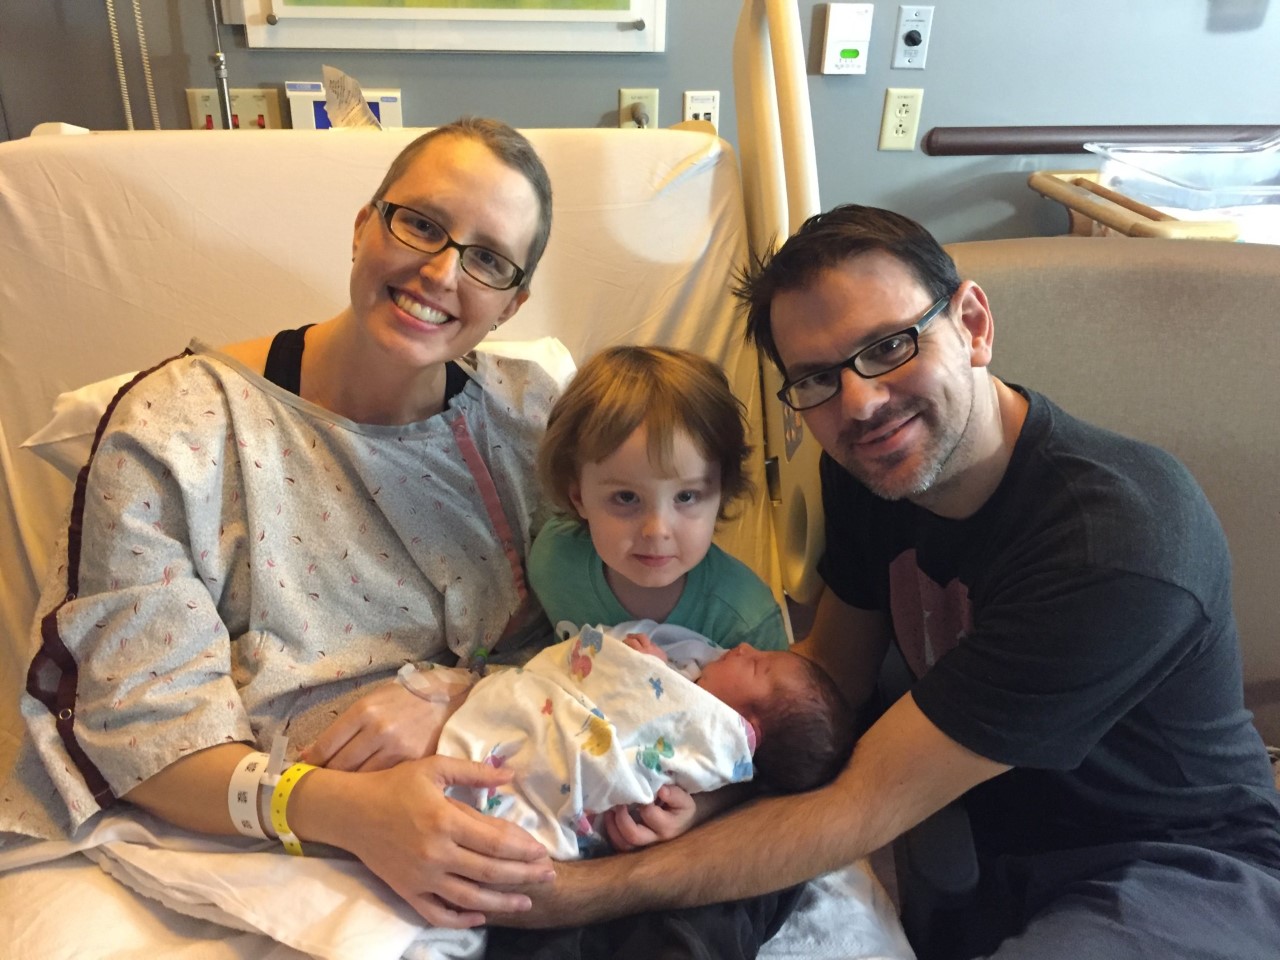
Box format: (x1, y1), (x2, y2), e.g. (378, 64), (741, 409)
(792, 587), (892, 709)
(500, 691), (1008, 925)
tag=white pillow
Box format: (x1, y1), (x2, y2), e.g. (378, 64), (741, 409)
(21, 337), (577, 480)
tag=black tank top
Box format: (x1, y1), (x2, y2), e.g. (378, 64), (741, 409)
(262, 325), (469, 403)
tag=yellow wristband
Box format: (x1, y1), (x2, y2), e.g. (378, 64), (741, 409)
(268, 762), (317, 856)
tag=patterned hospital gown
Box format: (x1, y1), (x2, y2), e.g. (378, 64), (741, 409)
(438, 626), (755, 860)
(4, 341), (558, 838)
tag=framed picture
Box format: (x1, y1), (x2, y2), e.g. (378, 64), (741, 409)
(227, 0), (667, 52)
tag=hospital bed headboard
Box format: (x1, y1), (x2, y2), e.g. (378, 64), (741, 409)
(0, 126), (775, 771)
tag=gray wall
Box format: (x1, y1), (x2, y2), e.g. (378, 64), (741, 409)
(2, 0), (1276, 241)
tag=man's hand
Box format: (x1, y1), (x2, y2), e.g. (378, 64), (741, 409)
(293, 755), (555, 928)
(301, 680), (457, 771)
(602, 784), (698, 851)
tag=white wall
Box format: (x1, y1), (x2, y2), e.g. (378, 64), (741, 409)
(2, 0), (1276, 241)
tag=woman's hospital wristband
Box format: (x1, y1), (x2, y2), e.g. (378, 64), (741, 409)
(269, 762), (318, 856)
(227, 751), (272, 839)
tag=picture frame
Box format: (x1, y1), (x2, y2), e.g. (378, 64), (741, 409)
(225, 0), (667, 53)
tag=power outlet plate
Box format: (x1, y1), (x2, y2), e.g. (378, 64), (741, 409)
(682, 90), (720, 132)
(878, 87), (923, 151)
(619, 88), (659, 129)
(186, 87), (284, 129)
(892, 5), (934, 70)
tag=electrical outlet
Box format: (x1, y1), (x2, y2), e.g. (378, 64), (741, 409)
(682, 90), (720, 132)
(619, 88), (659, 129)
(878, 87), (923, 151)
(187, 87), (284, 129)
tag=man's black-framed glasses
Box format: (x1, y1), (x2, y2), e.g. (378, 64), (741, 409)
(373, 200), (526, 291)
(776, 293), (952, 412)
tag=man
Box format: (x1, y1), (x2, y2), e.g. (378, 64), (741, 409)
(502, 206), (1280, 958)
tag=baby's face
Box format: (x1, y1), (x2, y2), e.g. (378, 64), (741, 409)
(696, 645), (809, 721)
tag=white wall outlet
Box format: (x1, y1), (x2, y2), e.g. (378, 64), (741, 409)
(619, 88), (659, 128)
(186, 87), (283, 129)
(878, 87), (924, 151)
(892, 5), (934, 70)
(682, 90), (720, 131)
(821, 3), (875, 75)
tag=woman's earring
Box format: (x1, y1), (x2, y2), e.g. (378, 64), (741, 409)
(490, 323), (499, 331)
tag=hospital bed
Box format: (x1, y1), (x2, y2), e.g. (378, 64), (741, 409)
(0, 4), (912, 957)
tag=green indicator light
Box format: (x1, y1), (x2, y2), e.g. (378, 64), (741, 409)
(841, 48), (861, 58)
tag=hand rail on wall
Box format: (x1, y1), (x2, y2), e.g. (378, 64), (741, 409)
(921, 124), (1279, 156)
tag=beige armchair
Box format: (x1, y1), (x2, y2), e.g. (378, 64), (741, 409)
(889, 236), (1280, 958)
(949, 236), (1278, 747)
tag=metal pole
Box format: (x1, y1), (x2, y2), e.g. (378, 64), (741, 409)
(209, 0), (233, 129)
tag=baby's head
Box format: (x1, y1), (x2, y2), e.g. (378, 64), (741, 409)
(697, 645), (856, 794)
(538, 346), (754, 596)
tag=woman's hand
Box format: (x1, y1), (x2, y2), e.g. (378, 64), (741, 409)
(601, 784), (697, 851)
(292, 755), (555, 928)
(301, 680), (457, 771)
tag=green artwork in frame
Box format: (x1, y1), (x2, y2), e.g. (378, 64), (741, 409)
(281, 1), (629, 8)
(237, 0), (665, 51)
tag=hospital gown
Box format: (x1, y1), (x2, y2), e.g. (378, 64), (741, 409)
(1, 341), (558, 839)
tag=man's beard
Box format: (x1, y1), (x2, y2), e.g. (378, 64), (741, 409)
(832, 388), (972, 502)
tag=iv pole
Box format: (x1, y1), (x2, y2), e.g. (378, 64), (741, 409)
(208, 0), (234, 129)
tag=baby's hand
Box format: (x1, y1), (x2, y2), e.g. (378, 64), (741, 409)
(622, 632), (668, 663)
(601, 784), (696, 851)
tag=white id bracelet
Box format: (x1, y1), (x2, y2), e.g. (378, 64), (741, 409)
(228, 750), (272, 839)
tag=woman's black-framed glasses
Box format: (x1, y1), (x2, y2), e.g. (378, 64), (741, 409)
(776, 294), (952, 411)
(373, 200), (526, 291)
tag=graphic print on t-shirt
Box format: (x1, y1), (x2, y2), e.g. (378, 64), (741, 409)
(889, 549), (972, 678)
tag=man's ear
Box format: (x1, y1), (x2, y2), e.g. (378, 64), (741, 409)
(952, 280), (995, 368)
(494, 287), (531, 327)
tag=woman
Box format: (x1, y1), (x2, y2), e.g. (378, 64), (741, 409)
(10, 118), (559, 928)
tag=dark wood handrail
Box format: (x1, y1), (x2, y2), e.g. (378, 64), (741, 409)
(921, 125), (1278, 156)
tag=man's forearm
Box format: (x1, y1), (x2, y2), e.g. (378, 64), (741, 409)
(510, 693), (1009, 927)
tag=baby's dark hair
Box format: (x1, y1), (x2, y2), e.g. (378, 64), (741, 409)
(751, 654), (857, 794)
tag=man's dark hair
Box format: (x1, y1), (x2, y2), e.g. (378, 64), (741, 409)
(735, 204), (962, 373)
(752, 654), (858, 794)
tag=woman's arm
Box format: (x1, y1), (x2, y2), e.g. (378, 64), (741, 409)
(123, 743), (556, 928)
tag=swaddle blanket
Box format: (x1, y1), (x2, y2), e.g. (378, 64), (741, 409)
(438, 624), (755, 860)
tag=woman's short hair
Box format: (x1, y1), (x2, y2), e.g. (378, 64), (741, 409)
(371, 116), (554, 292)
(752, 653), (857, 794)
(538, 346), (753, 522)
(736, 203), (961, 373)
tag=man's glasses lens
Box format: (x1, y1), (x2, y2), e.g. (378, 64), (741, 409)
(779, 294), (950, 411)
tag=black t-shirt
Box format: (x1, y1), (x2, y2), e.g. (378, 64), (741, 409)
(819, 387), (1280, 865)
